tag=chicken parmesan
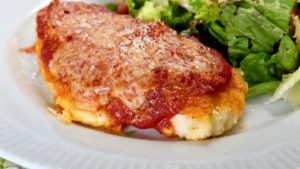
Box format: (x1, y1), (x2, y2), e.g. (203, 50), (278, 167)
(35, 0), (248, 140)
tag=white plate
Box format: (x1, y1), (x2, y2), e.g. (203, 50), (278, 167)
(1, 0), (300, 168)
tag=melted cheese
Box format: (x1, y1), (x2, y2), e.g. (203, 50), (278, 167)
(41, 2), (230, 112)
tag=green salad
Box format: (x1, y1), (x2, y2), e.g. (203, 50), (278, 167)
(108, 0), (300, 105)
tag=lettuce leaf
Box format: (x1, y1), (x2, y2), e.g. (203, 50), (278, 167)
(160, 3), (193, 30)
(240, 52), (276, 86)
(206, 0), (295, 68)
(127, 0), (148, 16)
(293, 16), (300, 52)
(219, 4), (286, 66)
(136, 1), (162, 21)
(272, 35), (299, 72)
(212, 0), (297, 98)
(247, 81), (281, 99)
(170, 0), (225, 23)
(127, 0), (193, 31)
(270, 66), (300, 106)
(188, 0), (221, 23)
(243, 0), (295, 32)
(105, 3), (118, 12)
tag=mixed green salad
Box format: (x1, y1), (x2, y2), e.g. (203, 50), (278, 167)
(107, 0), (300, 105)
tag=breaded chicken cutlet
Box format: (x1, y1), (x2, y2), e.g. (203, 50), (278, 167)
(35, 0), (248, 140)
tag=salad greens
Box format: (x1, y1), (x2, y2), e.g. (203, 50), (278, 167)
(272, 35), (298, 73)
(247, 81), (281, 100)
(270, 66), (300, 106)
(214, 4), (287, 66)
(243, 0), (295, 32)
(269, 15), (300, 105)
(127, 0), (193, 31)
(136, 1), (162, 21)
(208, 1), (298, 100)
(180, 0), (221, 23)
(293, 16), (300, 51)
(240, 52), (276, 86)
(105, 3), (118, 11)
(109, 0), (300, 104)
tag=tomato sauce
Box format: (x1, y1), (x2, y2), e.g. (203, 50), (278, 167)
(19, 45), (36, 54)
(106, 49), (231, 130)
